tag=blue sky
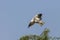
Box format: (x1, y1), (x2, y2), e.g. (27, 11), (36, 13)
(0, 0), (60, 40)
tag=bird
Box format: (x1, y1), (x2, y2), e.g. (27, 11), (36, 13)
(28, 13), (44, 28)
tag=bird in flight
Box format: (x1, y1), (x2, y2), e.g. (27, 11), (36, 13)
(28, 13), (44, 28)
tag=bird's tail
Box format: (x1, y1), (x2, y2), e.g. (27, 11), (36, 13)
(38, 20), (45, 26)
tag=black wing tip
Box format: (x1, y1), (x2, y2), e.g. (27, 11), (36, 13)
(28, 25), (30, 28)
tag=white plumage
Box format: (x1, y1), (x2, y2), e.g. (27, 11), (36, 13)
(28, 13), (44, 28)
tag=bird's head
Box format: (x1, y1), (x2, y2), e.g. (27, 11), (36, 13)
(36, 13), (42, 18)
(38, 13), (42, 17)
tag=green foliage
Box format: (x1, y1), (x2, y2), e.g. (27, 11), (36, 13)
(20, 36), (29, 40)
(19, 28), (60, 40)
(20, 35), (49, 40)
(19, 28), (49, 40)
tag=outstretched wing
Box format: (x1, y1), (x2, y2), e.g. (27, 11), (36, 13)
(37, 20), (44, 26)
(28, 19), (35, 28)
